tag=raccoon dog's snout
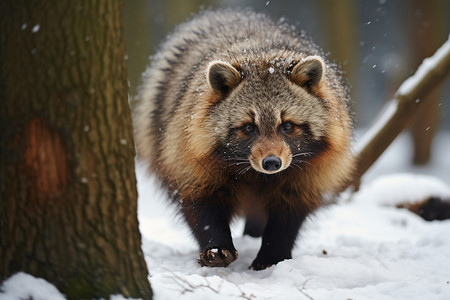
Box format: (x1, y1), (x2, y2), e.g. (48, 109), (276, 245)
(262, 155), (282, 172)
(248, 139), (292, 174)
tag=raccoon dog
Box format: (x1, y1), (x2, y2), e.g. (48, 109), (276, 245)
(135, 9), (354, 270)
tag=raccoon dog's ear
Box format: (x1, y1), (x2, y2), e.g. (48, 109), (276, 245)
(290, 56), (325, 89)
(207, 60), (242, 96)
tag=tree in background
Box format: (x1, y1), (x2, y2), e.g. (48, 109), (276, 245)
(0, 1), (152, 299)
(124, 0), (153, 99)
(124, 0), (212, 98)
(409, 0), (447, 165)
(319, 0), (358, 102)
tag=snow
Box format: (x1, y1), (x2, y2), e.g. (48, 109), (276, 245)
(31, 24), (40, 33)
(1, 132), (450, 300)
(0, 273), (65, 300)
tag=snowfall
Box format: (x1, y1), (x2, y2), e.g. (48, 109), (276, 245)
(0, 128), (449, 300)
(1, 38), (450, 299)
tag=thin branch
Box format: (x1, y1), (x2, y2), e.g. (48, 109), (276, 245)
(352, 36), (450, 188)
(298, 278), (314, 300)
(166, 271), (220, 294)
(164, 269), (255, 299)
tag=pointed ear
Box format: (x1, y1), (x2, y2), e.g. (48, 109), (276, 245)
(290, 56), (325, 88)
(207, 60), (242, 96)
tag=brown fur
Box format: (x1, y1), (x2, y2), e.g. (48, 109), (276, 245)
(135, 9), (355, 269)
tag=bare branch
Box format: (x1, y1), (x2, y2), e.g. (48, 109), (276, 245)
(164, 269), (255, 299)
(298, 278), (314, 300)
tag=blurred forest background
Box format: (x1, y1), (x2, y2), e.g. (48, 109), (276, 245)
(124, 0), (449, 162)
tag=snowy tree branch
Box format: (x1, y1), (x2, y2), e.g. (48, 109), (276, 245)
(352, 35), (450, 188)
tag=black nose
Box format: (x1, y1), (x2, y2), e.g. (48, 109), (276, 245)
(262, 155), (282, 172)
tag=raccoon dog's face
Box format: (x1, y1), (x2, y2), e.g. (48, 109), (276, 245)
(206, 56), (329, 175)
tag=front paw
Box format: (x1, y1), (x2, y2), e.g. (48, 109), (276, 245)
(249, 260), (272, 271)
(250, 254), (290, 270)
(197, 248), (238, 267)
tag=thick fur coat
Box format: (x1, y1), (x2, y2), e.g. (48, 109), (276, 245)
(135, 9), (354, 270)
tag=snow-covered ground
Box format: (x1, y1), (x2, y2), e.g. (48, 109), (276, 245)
(1, 131), (450, 300)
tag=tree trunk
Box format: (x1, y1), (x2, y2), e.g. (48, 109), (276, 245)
(319, 0), (357, 102)
(409, 0), (447, 165)
(0, 1), (152, 299)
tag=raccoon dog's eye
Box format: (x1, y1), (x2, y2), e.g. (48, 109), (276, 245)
(242, 123), (256, 135)
(281, 122), (294, 134)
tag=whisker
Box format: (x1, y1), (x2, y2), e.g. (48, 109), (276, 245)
(223, 157), (248, 162)
(291, 152), (313, 158)
(302, 160), (312, 166)
(228, 161), (250, 167)
(237, 165), (252, 176)
(289, 162), (304, 171)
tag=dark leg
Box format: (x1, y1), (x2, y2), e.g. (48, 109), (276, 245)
(181, 187), (238, 267)
(243, 207), (267, 238)
(243, 216), (266, 237)
(250, 208), (309, 270)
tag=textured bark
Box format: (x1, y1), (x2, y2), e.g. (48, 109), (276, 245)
(0, 1), (152, 299)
